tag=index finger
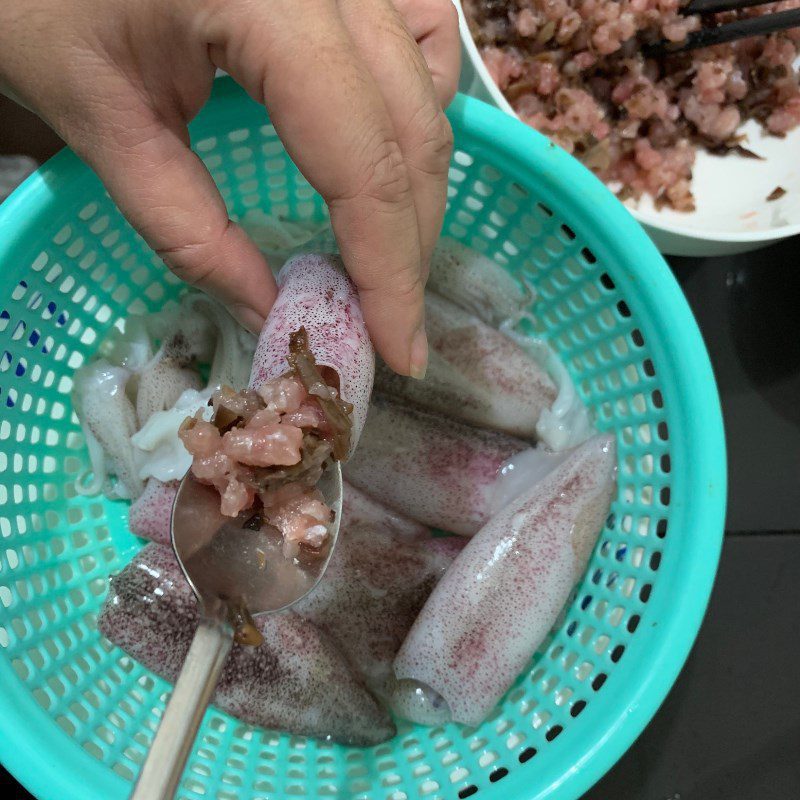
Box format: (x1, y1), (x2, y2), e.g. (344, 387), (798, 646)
(207, 0), (427, 378)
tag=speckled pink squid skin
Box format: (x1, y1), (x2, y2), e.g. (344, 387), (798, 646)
(248, 254), (374, 458)
(98, 543), (394, 745)
(343, 396), (528, 536)
(394, 433), (617, 727)
(341, 480), (430, 540)
(375, 292), (556, 439)
(127, 478), (179, 545)
(294, 525), (464, 699)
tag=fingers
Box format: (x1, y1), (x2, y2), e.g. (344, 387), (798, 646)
(394, 0), (461, 108)
(206, 0), (426, 377)
(74, 93), (276, 334)
(337, 0), (453, 273)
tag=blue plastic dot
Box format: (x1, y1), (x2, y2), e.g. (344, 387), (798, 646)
(15, 363), (25, 377)
(28, 330), (40, 347)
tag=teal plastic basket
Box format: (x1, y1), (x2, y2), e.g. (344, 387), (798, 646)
(0, 78), (726, 800)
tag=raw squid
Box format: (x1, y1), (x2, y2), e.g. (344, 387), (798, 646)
(135, 358), (202, 426)
(79, 231), (620, 744)
(374, 291), (556, 439)
(501, 321), (595, 452)
(238, 209), (334, 269)
(427, 238), (532, 326)
(97, 315), (154, 372)
(179, 253), (375, 546)
(182, 293), (255, 391)
(393, 433), (616, 727)
(98, 543), (395, 745)
(72, 361), (143, 499)
(294, 526), (464, 699)
(249, 253), (374, 457)
(130, 388), (213, 484)
(128, 478), (179, 545)
(343, 396), (529, 536)
(73, 293), (255, 501)
(341, 481), (430, 541)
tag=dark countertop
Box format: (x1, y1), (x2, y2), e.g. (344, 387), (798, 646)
(2, 100), (799, 800)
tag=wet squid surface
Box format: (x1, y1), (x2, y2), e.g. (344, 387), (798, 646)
(82, 236), (617, 744)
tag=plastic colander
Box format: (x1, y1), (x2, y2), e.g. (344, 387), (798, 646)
(0, 77), (726, 800)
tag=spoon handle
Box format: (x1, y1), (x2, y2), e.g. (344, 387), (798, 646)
(130, 619), (233, 800)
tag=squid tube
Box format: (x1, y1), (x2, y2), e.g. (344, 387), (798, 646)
(295, 525), (464, 699)
(249, 253), (374, 457)
(98, 543), (395, 745)
(393, 433), (616, 727)
(343, 396), (529, 536)
(341, 481), (430, 541)
(127, 478), (179, 545)
(427, 238), (532, 326)
(374, 291), (556, 439)
(72, 362), (143, 499)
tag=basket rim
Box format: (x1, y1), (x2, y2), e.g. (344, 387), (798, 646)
(0, 79), (726, 800)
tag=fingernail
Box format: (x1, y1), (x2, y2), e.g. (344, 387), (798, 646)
(409, 326), (428, 380)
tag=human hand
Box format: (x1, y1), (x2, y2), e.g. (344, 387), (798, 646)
(0, 0), (459, 377)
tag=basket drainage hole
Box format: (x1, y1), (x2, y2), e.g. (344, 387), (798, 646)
(627, 614), (641, 633)
(591, 673), (607, 691)
(458, 785), (478, 799)
(610, 645), (625, 663)
(652, 389), (664, 408)
(570, 700), (586, 718)
(545, 725), (563, 742)
(581, 247), (597, 264)
(599, 272), (615, 290)
(518, 747), (537, 764)
(616, 300), (631, 318)
(650, 551), (662, 571)
(489, 768), (508, 783)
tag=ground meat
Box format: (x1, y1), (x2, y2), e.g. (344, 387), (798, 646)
(179, 330), (350, 555)
(464, 0), (800, 210)
(261, 483), (332, 557)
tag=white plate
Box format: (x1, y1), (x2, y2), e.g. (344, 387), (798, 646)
(456, 1), (800, 256)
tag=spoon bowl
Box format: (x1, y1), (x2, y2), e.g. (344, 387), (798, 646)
(173, 466), (344, 618)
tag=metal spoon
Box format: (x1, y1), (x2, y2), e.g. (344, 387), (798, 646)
(130, 463), (343, 800)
